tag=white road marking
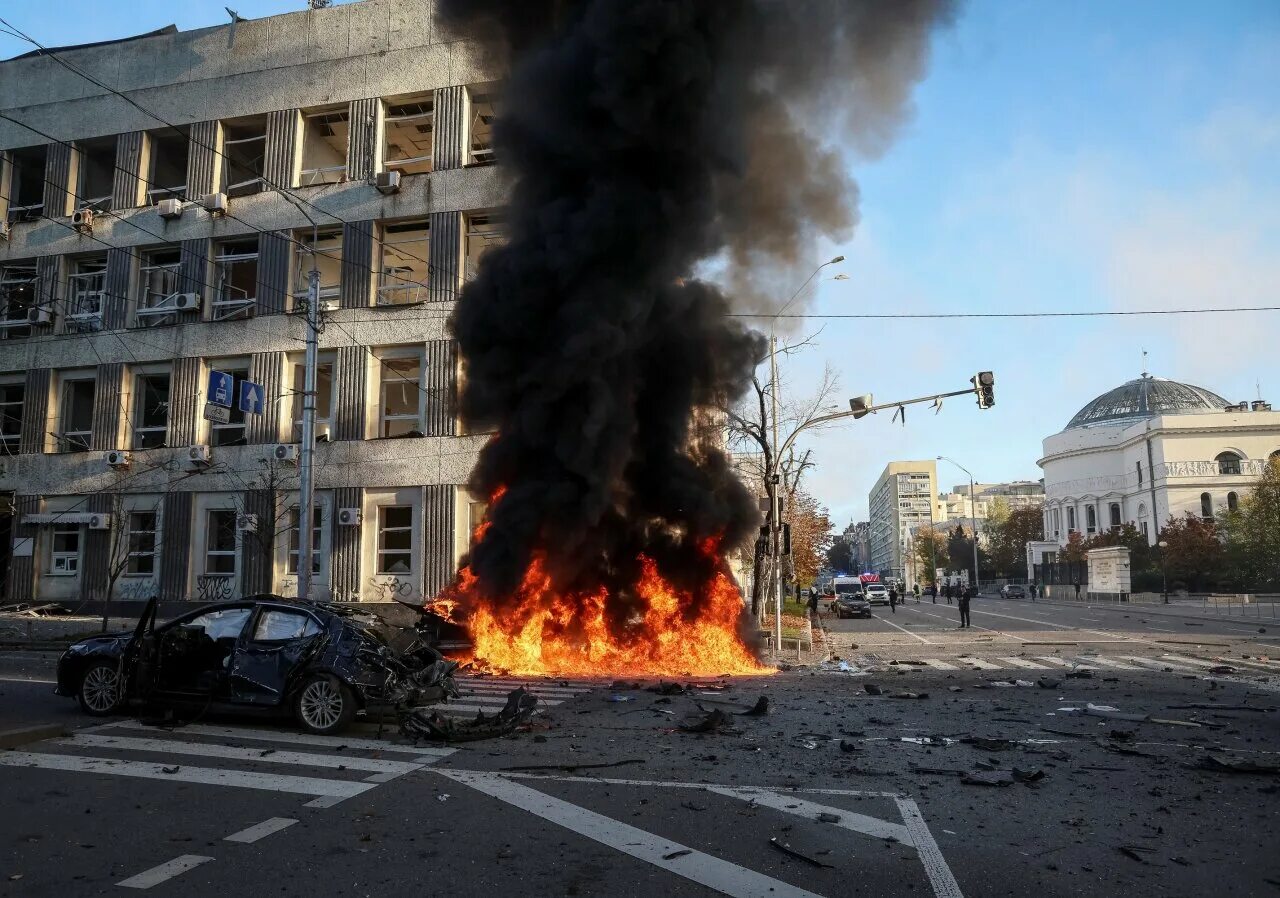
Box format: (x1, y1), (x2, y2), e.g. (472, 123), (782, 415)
(224, 817), (298, 844)
(1081, 657), (1143, 671)
(116, 854), (213, 889)
(896, 797), (964, 898)
(873, 613), (933, 644)
(0, 676), (56, 684)
(489, 770), (901, 798)
(437, 769), (824, 898)
(1158, 654), (1220, 668)
(60, 734), (423, 777)
(458, 679), (598, 690)
(1033, 657), (1073, 667)
(998, 658), (1050, 670)
(961, 658), (1002, 670)
(921, 659), (959, 671)
(704, 786), (912, 844)
(1122, 656), (1201, 673)
(446, 695), (564, 708)
(458, 683), (586, 695)
(1213, 657), (1280, 672)
(103, 721), (455, 758)
(0, 751), (375, 799)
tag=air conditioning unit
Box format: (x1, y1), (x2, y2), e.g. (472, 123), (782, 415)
(314, 422), (332, 442)
(104, 450), (131, 468)
(319, 297), (339, 312)
(200, 192), (229, 214)
(26, 307), (52, 325)
(87, 513), (112, 531)
(374, 170), (402, 195)
(72, 208), (95, 233)
(236, 513), (258, 533)
(157, 198), (184, 220)
(173, 293), (201, 312)
(337, 507), (362, 527)
(273, 443), (300, 464)
(186, 444), (212, 466)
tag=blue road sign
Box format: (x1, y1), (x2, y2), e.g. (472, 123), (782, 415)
(208, 370), (234, 408)
(239, 380), (266, 415)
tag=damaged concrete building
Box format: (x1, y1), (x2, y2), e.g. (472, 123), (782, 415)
(0, 1), (502, 609)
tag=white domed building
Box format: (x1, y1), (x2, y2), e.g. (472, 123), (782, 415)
(1038, 374), (1280, 547)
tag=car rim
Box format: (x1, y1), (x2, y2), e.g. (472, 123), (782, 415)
(300, 680), (343, 729)
(83, 665), (120, 712)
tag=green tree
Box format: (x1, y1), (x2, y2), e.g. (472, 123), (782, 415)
(1220, 459), (1280, 589)
(985, 504), (1043, 578)
(826, 539), (855, 574)
(912, 526), (946, 587)
(1159, 512), (1223, 591)
(1061, 531), (1088, 564)
(785, 487), (832, 588)
(1085, 523), (1152, 572)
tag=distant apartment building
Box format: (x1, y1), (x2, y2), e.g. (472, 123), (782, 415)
(0, 2), (504, 607)
(940, 480), (1045, 520)
(867, 461), (942, 580)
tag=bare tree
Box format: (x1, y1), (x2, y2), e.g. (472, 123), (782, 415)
(724, 334), (842, 617)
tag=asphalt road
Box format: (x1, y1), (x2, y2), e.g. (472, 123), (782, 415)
(1, 609), (1278, 897)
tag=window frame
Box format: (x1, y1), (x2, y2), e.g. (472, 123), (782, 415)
(378, 351), (425, 438)
(212, 239), (259, 321)
(377, 220), (430, 306)
(298, 106), (350, 186)
(290, 355), (336, 441)
(145, 129), (190, 204)
(209, 364), (249, 447)
(131, 369), (172, 450)
(66, 256), (108, 328)
(286, 503), (327, 578)
(1215, 452), (1242, 476)
(75, 135), (117, 213)
(48, 521), (82, 576)
(376, 504), (415, 575)
(58, 375), (96, 453)
(204, 508), (239, 577)
(136, 247), (184, 326)
(0, 378), (24, 455)
(0, 262), (38, 339)
(292, 229), (343, 307)
(125, 509), (159, 576)
(383, 95), (435, 176)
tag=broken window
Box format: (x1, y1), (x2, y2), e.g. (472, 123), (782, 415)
(383, 95), (434, 176)
(58, 377), (95, 453)
(468, 500), (488, 544)
(377, 505), (413, 574)
(379, 356), (423, 437)
(220, 117), (266, 197)
(66, 256), (108, 329)
(210, 366), (248, 447)
(465, 212), (506, 281)
(204, 508), (238, 576)
(293, 229), (343, 307)
(49, 521), (81, 575)
(378, 220), (429, 305)
(146, 130), (190, 203)
(299, 106), (349, 186)
(467, 85), (499, 165)
(137, 247), (184, 326)
(287, 506), (324, 576)
(7, 146), (47, 223)
(76, 135), (117, 212)
(291, 358), (334, 441)
(0, 263), (37, 339)
(126, 510), (158, 575)
(214, 239), (259, 320)
(132, 371), (171, 449)
(0, 381), (24, 456)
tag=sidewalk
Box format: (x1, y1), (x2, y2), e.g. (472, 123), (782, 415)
(986, 594), (1277, 627)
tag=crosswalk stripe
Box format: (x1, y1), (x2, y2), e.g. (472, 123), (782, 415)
(60, 734), (422, 777)
(1122, 656), (1200, 672)
(920, 659), (958, 670)
(458, 679), (597, 689)
(1211, 657), (1280, 672)
(458, 685), (585, 698)
(961, 658), (1002, 670)
(999, 658), (1051, 670)
(1081, 657), (1143, 671)
(0, 751), (375, 798)
(224, 817), (298, 844)
(1033, 657), (1074, 667)
(117, 854), (213, 889)
(1159, 654), (1222, 669)
(432, 703), (544, 716)
(450, 695), (563, 708)
(105, 722), (455, 759)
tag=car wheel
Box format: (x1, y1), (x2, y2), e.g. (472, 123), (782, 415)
(77, 660), (124, 716)
(295, 675), (356, 735)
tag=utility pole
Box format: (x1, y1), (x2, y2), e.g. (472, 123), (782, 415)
(296, 245), (321, 601)
(768, 334), (783, 655)
(938, 456), (981, 592)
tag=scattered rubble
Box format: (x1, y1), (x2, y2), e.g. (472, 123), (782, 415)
(768, 837), (834, 868)
(401, 687), (538, 742)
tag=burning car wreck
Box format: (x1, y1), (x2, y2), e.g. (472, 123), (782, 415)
(55, 595), (459, 734)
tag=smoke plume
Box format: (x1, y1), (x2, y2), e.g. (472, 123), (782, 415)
(439, 1), (953, 622)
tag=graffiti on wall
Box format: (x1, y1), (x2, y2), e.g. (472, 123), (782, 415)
(114, 580), (157, 602)
(367, 576), (421, 604)
(196, 575), (235, 603)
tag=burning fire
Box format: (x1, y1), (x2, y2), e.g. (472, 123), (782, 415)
(430, 520), (769, 677)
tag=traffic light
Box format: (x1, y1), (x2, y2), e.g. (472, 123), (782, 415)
(782, 523), (792, 556)
(972, 371), (995, 409)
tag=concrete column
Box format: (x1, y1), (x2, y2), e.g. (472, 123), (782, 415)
(102, 247), (134, 329)
(78, 493), (113, 604)
(158, 491), (193, 601)
(90, 362), (126, 451)
(431, 86), (467, 170)
(330, 486), (363, 602)
(247, 352), (286, 445)
(186, 120), (223, 198)
(424, 340), (457, 436)
(112, 132), (147, 210)
(178, 237), (210, 323)
(0, 151), (11, 223)
(333, 346), (368, 441)
(18, 369), (50, 455)
(239, 489), (277, 595)
(255, 231), (292, 315)
(263, 110), (300, 189)
(340, 220), (375, 308)
(422, 484), (455, 600)
(169, 357), (203, 448)
(7, 495), (40, 603)
(33, 255), (60, 336)
(427, 211), (462, 303)
(347, 98), (384, 181)
(43, 141), (75, 219)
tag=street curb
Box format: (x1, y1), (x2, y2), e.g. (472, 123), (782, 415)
(0, 723), (66, 749)
(991, 596), (1274, 629)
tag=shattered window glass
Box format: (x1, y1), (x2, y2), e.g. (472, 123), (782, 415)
(188, 607), (252, 641)
(253, 609), (321, 642)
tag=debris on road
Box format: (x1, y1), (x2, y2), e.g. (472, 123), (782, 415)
(738, 696), (770, 716)
(961, 768), (1045, 787)
(891, 691), (929, 700)
(1036, 678), (1062, 689)
(962, 737), (1017, 752)
(1192, 755), (1280, 775)
(817, 812), (841, 823)
(1065, 669), (1094, 679)
(501, 759), (646, 773)
(1117, 845), (1157, 864)
(663, 849), (692, 860)
(769, 837), (835, 868)
(678, 709), (730, 734)
(401, 687), (538, 742)
(864, 684), (883, 696)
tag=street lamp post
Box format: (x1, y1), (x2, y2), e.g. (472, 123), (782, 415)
(937, 456), (980, 594)
(1158, 539), (1169, 604)
(767, 256), (844, 653)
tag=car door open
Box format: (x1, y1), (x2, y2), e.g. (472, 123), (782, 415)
(152, 605), (253, 698)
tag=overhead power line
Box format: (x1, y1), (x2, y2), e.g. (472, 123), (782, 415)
(731, 306), (1280, 320)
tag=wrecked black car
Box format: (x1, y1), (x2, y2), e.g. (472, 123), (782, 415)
(55, 595), (458, 734)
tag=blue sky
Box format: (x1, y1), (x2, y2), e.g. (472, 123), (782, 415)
(3, 1), (1278, 525)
